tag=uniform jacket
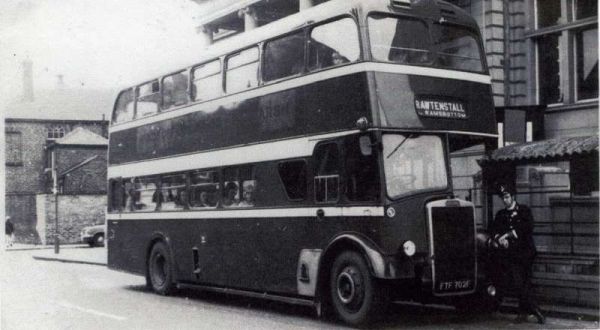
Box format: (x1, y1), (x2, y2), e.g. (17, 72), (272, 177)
(488, 203), (537, 263)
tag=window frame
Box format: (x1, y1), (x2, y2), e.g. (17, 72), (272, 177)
(527, 0), (598, 106)
(307, 15), (362, 73)
(262, 28), (308, 83)
(161, 69), (191, 111)
(135, 79), (161, 119)
(224, 46), (260, 94)
(313, 142), (342, 204)
(191, 59), (223, 102)
(5, 130), (23, 166)
(277, 159), (309, 202)
(365, 12), (486, 74)
(112, 88), (136, 124)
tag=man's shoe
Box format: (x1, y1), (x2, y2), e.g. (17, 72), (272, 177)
(533, 308), (545, 324)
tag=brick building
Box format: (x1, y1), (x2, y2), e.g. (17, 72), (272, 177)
(5, 85), (112, 244)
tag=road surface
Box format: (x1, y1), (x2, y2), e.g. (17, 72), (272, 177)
(2, 250), (598, 329)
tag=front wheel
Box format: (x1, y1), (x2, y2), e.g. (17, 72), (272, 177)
(147, 242), (176, 295)
(329, 251), (381, 326)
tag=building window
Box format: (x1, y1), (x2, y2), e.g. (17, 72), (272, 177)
(571, 155), (599, 196)
(574, 0), (598, 20)
(530, 0), (597, 105)
(5, 131), (22, 166)
(537, 33), (563, 104)
(575, 27), (598, 100)
(536, 0), (562, 28)
(47, 126), (65, 139)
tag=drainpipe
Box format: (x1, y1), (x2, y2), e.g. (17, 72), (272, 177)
(52, 149), (60, 254)
(503, 0), (511, 107)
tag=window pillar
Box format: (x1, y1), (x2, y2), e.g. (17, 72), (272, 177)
(241, 7), (258, 31)
(200, 25), (214, 46)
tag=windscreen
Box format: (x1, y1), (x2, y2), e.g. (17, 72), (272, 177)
(383, 134), (448, 198)
(368, 14), (485, 73)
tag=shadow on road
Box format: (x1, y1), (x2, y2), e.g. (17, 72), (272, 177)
(122, 284), (499, 328)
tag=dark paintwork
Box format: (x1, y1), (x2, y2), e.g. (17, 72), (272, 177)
(107, 187), (462, 297)
(109, 74), (370, 165)
(109, 72), (495, 165)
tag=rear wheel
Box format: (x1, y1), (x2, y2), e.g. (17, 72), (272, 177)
(147, 242), (176, 295)
(329, 251), (381, 326)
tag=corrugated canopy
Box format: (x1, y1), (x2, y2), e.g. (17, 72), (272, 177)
(483, 135), (598, 163)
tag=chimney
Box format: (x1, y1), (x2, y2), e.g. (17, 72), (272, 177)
(21, 58), (34, 102)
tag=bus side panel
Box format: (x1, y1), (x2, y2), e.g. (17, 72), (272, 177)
(108, 73), (371, 165)
(107, 220), (148, 276)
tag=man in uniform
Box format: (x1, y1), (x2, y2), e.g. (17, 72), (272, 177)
(487, 185), (545, 324)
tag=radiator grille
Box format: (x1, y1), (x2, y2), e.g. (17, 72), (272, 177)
(430, 206), (476, 295)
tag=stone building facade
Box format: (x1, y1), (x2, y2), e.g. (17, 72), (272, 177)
(446, 0), (598, 308)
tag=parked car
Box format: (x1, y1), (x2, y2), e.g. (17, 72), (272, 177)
(81, 224), (105, 247)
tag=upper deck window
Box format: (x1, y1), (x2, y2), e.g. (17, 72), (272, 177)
(137, 80), (160, 118)
(432, 23), (484, 73)
(162, 71), (189, 110)
(263, 31), (306, 81)
(226, 47), (259, 94)
(192, 60), (222, 102)
(369, 16), (432, 65)
(113, 89), (135, 124)
(368, 14), (484, 73)
(308, 17), (360, 71)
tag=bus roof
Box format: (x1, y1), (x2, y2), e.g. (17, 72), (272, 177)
(124, 0), (479, 90)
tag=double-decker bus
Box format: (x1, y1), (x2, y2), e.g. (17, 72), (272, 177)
(107, 0), (497, 325)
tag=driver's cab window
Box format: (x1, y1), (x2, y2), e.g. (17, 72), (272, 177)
(345, 136), (379, 202)
(314, 143), (340, 203)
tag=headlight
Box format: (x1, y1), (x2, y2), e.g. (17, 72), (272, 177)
(402, 240), (416, 256)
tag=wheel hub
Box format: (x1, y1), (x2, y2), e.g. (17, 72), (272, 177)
(337, 269), (356, 304)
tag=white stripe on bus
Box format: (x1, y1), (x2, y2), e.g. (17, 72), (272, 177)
(106, 206), (385, 220)
(107, 130), (357, 178)
(109, 62), (491, 133)
(107, 129), (497, 179)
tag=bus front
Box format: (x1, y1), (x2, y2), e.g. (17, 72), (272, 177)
(361, 0), (496, 303)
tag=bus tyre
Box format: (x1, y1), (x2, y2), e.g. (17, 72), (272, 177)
(148, 242), (176, 295)
(330, 251), (379, 326)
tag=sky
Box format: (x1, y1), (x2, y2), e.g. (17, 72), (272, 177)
(0, 0), (239, 104)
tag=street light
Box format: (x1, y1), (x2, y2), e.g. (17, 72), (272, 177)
(52, 149), (60, 254)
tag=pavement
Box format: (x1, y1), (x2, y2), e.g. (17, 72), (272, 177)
(7, 243), (599, 322)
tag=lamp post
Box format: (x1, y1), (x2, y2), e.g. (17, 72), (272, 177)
(52, 149), (60, 254)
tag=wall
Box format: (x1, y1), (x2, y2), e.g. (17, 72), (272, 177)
(55, 146), (107, 194)
(4, 119), (108, 243)
(37, 194), (106, 244)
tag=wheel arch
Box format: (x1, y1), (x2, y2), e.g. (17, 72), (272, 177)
(315, 233), (386, 304)
(144, 232), (176, 281)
